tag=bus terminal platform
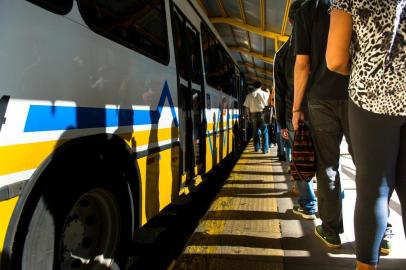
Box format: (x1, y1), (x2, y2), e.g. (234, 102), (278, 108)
(170, 142), (406, 270)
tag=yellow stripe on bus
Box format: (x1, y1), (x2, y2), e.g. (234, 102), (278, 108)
(0, 127), (178, 176)
(0, 197), (18, 256)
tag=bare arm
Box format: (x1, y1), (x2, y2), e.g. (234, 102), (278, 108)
(292, 54), (310, 130)
(326, 9), (353, 75)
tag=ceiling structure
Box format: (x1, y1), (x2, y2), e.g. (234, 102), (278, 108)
(197, 0), (293, 89)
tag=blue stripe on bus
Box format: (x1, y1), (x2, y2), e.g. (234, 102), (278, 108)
(24, 81), (178, 132)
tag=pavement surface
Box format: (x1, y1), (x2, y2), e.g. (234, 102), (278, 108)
(172, 142), (406, 270)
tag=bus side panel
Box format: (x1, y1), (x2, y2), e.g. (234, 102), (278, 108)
(137, 145), (180, 226)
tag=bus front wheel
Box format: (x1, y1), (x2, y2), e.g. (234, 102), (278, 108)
(17, 157), (133, 270)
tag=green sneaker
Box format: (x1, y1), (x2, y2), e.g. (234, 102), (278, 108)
(315, 225), (341, 248)
(380, 224), (393, 255)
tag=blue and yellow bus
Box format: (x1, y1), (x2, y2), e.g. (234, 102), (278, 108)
(0, 0), (242, 269)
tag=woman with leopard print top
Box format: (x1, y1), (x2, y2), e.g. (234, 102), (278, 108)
(326, 0), (406, 269)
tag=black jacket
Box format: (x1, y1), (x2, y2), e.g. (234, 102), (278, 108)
(274, 37), (295, 129)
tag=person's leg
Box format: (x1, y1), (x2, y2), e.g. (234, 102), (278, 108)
(308, 100), (344, 235)
(251, 114), (260, 151)
(267, 124), (272, 148)
(284, 139), (292, 162)
(257, 126), (262, 151)
(276, 123), (285, 160)
(344, 101), (397, 255)
(286, 120), (299, 195)
(263, 126), (269, 153)
(258, 119), (269, 153)
(287, 120), (295, 146)
(396, 125), (406, 236)
(286, 120), (317, 216)
(348, 101), (405, 266)
(296, 180), (317, 219)
(338, 100), (353, 159)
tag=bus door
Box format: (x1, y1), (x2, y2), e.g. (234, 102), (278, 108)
(171, 6), (205, 185)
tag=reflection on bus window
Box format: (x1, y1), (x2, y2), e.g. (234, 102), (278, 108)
(186, 28), (202, 85)
(201, 24), (235, 93)
(78, 0), (169, 64)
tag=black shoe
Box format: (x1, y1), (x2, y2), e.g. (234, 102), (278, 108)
(314, 225), (341, 248)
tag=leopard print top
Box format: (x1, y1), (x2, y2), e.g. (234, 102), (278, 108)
(331, 0), (406, 116)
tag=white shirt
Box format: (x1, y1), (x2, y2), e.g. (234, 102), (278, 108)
(243, 88), (269, 113)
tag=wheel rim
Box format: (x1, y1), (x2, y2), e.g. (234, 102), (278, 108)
(59, 188), (121, 270)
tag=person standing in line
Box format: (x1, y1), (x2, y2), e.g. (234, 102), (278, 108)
(274, 0), (317, 219)
(243, 81), (270, 153)
(327, 1), (406, 269)
(263, 88), (275, 149)
(292, 0), (351, 248)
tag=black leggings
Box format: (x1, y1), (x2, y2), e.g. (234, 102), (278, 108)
(348, 101), (406, 265)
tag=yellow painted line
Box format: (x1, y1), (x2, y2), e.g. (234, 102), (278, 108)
(0, 127), (178, 176)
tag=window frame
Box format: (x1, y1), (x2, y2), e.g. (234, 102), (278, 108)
(77, 0), (170, 66)
(171, 3), (203, 85)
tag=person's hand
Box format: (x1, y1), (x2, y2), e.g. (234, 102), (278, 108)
(281, 128), (289, 140)
(292, 111), (304, 131)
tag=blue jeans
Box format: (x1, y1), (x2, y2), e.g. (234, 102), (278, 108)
(284, 137), (292, 162)
(275, 123), (284, 157)
(267, 124), (275, 148)
(287, 120), (317, 213)
(251, 112), (269, 153)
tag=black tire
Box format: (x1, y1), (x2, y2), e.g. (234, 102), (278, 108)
(17, 153), (133, 270)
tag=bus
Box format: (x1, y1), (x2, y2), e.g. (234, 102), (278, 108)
(0, 0), (243, 269)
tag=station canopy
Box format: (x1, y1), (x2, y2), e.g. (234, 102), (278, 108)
(197, 0), (293, 89)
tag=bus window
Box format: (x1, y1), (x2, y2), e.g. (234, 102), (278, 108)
(186, 28), (202, 85)
(172, 11), (187, 79)
(201, 24), (236, 93)
(78, 0), (169, 64)
(201, 26), (219, 89)
(28, 0), (73, 14)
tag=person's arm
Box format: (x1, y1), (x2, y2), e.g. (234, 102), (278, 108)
(292, 2), (312, 131)
(269, 89), (274, 106)
(292, 55), (310, 130)
(326, 9), (353, 75)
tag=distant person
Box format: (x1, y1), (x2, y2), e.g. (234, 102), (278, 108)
(263, 88), (275, 149)
(243, 81), (270, 153)
(327, 1), (406, 269)
(274, 0), (316, 219)
(268, 87), (287, 159)
(292, 0), (351, 248)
